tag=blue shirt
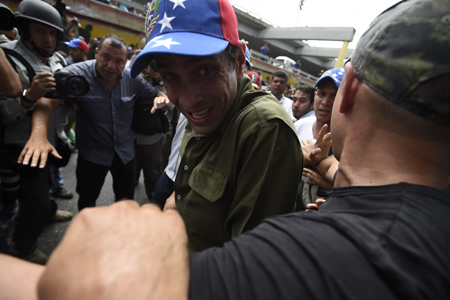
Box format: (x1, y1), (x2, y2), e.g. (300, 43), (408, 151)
(65, 60), (159, 166)
(261, 45), (268, 55)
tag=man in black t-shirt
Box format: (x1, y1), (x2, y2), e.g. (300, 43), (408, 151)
(0, 0), (449, 299)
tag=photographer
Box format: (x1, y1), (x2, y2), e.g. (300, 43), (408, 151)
(0, 0), (73, 264)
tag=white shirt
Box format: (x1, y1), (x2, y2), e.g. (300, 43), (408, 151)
(293, 110), (315, 123)
(165, 114), (188, 181)
(294, 116), (316, 143)
(278, 95), (294, 120)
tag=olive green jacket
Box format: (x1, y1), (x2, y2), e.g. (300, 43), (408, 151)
(175, 76), (303, 252)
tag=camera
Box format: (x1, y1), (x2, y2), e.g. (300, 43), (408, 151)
(0, 3), (16, 31)
(45, 69), (90, 100)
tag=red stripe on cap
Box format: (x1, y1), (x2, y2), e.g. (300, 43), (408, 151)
(218, 0), (239, 47)
(78, 40), (89, 54)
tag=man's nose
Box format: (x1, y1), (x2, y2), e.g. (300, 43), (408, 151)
(106, 60), (116, 69)
(179, 83), (203, 108)
(43, 32), (54, 42)
(322, 96), (333, 106)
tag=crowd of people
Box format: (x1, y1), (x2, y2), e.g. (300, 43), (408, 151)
(0, 0), (449, 298)
(0, 0), (170, 264)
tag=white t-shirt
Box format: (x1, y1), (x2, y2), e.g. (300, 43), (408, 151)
(294, 116), (316, 143)
(278, 96), (294, 120)
(165, 114), (188, 181)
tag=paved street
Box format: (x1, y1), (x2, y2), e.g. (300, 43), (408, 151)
(38, 151), (150, 256)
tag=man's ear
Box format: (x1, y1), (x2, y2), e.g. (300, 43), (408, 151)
(339, 62), (359, 113)
(235, 41), (246, 81)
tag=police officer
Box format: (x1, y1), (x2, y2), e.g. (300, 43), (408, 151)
(0, 0), (72, 264)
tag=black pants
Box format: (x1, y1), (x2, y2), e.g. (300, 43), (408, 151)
(134, 140), (163, 201)
(76, 154), (135, 211)
(11, 166), (55, 256)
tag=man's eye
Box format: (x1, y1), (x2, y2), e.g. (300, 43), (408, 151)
(162, 73), (177, 81)
(199, 67), (214, 76)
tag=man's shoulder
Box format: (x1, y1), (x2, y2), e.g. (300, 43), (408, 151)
(1, 40), (32, 59)
(66, 60), (94, 68)
(241, 91), (293, 125)
(65, 60), (94, 73)
(0, 40), (18, 50)
(295, 116), (316, 129)
(282, 96), (293, 104)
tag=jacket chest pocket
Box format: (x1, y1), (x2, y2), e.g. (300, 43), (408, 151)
(189, 166), (228, 203)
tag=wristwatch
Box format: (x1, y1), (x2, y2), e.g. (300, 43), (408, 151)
(21, 89), (36, 104)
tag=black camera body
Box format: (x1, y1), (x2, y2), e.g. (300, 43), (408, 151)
(45, 69), (90, 100)
(0, 3), (16, 31)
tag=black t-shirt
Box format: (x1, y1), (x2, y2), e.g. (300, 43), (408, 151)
(190, 183), (450, 299)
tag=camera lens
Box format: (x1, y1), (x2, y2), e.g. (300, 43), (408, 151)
(65, 76), (89, 96)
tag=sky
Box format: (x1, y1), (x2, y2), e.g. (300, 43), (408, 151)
(231, 0), (400, 49)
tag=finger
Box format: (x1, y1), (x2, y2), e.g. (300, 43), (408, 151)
(305, 203), (319, 211)
(17, 147), (28, 164)
(315, 199), (326, 206)
(310, 148), (321, 156)
(305, 203), (318, 209)
(50, 147), (62, 159)
(316, 124), (329, 144)
(18, 148), (31, 165)
(35, 72), (52, 79)
(34, 151), (47, 169)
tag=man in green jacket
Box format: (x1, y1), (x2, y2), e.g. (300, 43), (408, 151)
(130, 0), (302, 252)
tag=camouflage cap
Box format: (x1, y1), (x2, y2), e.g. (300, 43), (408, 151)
(352, 0), (450, 125)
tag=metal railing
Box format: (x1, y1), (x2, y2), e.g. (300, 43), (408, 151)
(250, 49), (318, 83)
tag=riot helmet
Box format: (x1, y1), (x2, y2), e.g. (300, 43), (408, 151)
(15, 0), (64, 57)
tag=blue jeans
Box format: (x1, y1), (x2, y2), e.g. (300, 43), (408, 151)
(51, 166), (64, 194)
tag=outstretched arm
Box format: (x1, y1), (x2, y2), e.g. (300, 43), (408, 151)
(18, 97), (61, 168)
(0, 48), (21, 98)
(0, 254), (45, 300)
(315, 156), (339, 183)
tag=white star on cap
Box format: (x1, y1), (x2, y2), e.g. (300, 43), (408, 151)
(150, 37), (180, 49)
(158, 12), (175, 32)
(169, 0), (187, 9)
(148, 35), (163, 46)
